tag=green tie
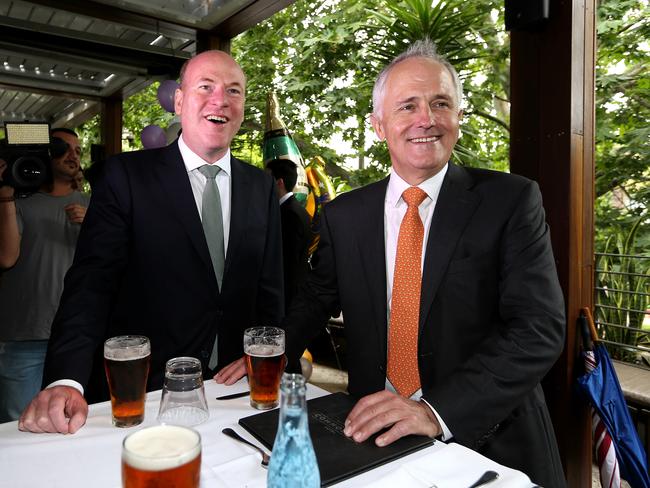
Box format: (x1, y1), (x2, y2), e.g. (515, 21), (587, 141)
(199, 164), (225, 370)
(198, 164), (226, 290)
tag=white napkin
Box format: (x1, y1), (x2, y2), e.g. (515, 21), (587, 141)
(355, 443), (533, 488)
(208, 453), (267, 488)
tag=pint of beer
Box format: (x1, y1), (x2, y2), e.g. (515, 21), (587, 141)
(122, 425), (201, 488)
(104, 335), (151, 427)
(244, 327), (286, 410)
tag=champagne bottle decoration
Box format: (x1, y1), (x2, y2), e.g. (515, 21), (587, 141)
(262, 91), (310, 207)
(304, 156), (337, 255)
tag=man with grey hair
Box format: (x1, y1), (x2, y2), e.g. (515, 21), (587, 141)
(282, 39), (566, 486)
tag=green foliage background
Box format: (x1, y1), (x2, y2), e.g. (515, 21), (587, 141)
(230, 0), (510, 185)
(75, 1), (648, 356)
(594, 0), (649, 252)
(76, 0), (648, 240)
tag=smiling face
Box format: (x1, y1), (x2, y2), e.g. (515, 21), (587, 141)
(50, 131), (81, 181)
(371, 57), (462, 185)
(174, 50), (246, 162)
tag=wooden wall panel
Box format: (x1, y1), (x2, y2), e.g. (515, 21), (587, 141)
(509, 1), (595, 486)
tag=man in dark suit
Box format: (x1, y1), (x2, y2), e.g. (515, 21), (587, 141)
(18, 50), (284, 434)
(266, 158), (312, 310)
(282, 40), (566, 487)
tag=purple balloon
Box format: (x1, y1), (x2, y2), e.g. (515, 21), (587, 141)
(141, 125), (167, 149)
(157, 79), (179, 113)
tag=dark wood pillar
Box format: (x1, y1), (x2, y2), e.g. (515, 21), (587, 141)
(196, 32), (231, 53)
(509, 1), (595, 487)
(101, 96), (123, 157)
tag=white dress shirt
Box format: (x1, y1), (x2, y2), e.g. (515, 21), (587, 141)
(178, 134), (232, 252)
(384, 165), (453, 440)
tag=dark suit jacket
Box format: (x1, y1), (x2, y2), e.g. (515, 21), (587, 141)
(43, 142), (284, 402)
(280, 194), (311, 310)
(284, 163), (566, 487)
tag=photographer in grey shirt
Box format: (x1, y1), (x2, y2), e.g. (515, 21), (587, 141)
(0, 128), (89, 422)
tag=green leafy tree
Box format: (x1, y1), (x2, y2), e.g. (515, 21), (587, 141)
(366, 0), (509, 171)
(231, 0), (382, 177)
(231, 0), (510, 187)
(594, 0), (649, 248)
(593, 0), (649, 361)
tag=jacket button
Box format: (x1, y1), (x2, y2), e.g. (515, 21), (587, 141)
(200, 350), (210, 359)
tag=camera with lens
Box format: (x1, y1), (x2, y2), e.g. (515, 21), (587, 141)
(0, 122), (69, 197)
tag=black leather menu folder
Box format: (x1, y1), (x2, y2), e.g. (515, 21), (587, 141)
(238, 392), (434, 486)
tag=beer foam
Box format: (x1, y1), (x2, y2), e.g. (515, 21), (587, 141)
(105, 348), (150, 361)
(104, 338), (151, 361)
(246, 344), (284, 357)
(123, 425), (201, 471)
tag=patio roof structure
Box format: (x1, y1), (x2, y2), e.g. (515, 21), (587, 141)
(0, 0), (294, 153)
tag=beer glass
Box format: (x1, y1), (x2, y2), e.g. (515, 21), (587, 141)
(104, 335), (151, 427)
(244, 327), (286, 410)
(158, 357), (209, 426)
(122, 425), (201, 488)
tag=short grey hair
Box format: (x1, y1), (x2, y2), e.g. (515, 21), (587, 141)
(372, 39), (463, 117)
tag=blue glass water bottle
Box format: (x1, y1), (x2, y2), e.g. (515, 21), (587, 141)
(267, 373), (320, 488)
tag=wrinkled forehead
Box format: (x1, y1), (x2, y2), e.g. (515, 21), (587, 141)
(385, 59), (455, 98)
(182, 51), (246, 87)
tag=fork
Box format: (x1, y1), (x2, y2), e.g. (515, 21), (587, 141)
(222, 427), (271, 468)
(467, 470), (499, 487)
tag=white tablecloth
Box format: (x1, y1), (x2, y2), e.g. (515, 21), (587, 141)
(0, 380), (534, 487)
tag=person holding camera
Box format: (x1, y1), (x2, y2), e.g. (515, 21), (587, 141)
(0, 128), (89, 422)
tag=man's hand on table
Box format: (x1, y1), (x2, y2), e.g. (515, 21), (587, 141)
(18, 386), (88, 434)
(214, 357), (247, 385)
(344, 390), (441, 447)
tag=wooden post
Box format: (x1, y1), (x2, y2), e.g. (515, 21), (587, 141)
(509, 1), (595, 486)
(101, 96), (123, 157)
(196, 32), (231, 54)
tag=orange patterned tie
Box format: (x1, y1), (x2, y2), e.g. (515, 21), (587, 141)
(387, 186), (427, 397)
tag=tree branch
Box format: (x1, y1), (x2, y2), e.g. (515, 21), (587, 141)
(466, 110), (510, 132)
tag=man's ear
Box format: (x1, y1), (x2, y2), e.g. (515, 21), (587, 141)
(276, 177), (286, 192)
(456, 109), (464, 140)
(174, 88), (183, 115)
(370, 113), (385, 141)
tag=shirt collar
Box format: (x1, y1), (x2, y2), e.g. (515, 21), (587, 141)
(178, 133), (231, 175)
(386, 163), (449, 208)
(279, 191), (293, 206)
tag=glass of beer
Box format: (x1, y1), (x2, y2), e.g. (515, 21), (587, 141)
(244, 326), (286, 410)
(104, 335), (151, 427)
(121, 424), (201, 488)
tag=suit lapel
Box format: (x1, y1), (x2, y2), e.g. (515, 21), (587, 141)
(357, 178), (390, 359)
(157, 142), (214, 279)
(419, 163), (481, 331)
(225, 157), (249, 281)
